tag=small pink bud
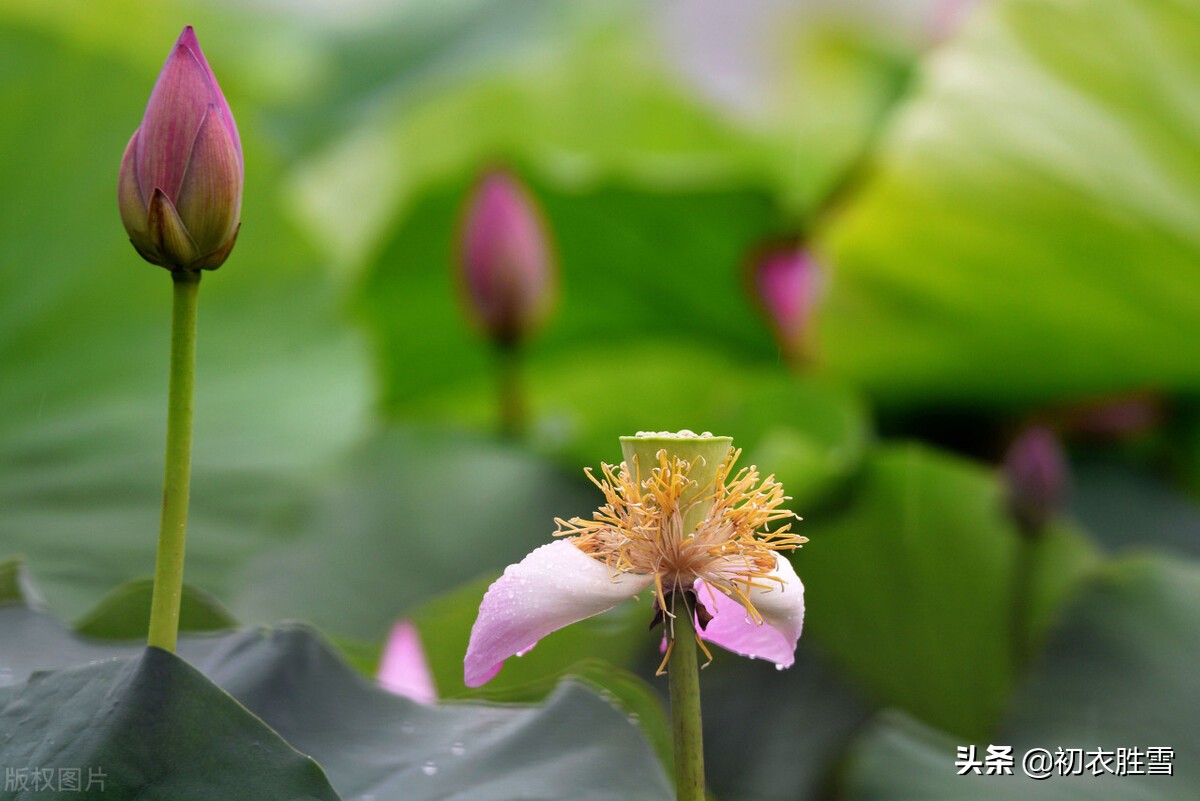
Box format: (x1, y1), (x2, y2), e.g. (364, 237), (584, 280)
(118, 26), (243, 272)
(928, 0), (983, 45)
(1003, 427), (1068, 534)
(458, 169), (556, 346)
(1059, 391), (1163, 440)
(378, 621), (438, 705)
(750, 243), (823, 364)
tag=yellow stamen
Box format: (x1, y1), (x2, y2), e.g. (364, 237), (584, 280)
(656, 636), (676, 676)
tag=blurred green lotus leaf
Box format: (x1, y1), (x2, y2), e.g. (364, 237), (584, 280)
(821, 0), (1200, 405)
(844, 556), (1200, 798)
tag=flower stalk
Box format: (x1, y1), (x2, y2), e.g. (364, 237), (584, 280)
(668, 594), (707, 801)
(496, 341), (524, 438)
(147, 270), (201, 652)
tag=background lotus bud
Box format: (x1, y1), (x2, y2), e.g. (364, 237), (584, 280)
(118, 26), (243, 271)
(1058, 391), (1163, 441)
(929, 0), (984, 46)
(458, 169), (556, 347)
(750, 243), (824, 365)
(1003, 426), (1069, 534)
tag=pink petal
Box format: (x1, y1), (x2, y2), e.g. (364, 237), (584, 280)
(174, 105), (242, 254)
(464, 540), (653, 687)
(137, 37), (218, 204)
(177, 26), (242, 167)
(378, 620), (437, 705)
(696, 554), (804, 668)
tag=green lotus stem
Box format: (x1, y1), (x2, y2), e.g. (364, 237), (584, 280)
(668, 596), (707, 801)
(496, 342), (524, 438)
(147, 270), (201, 652)
(1010, 534), (1036, 670)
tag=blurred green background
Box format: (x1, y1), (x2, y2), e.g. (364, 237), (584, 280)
(2, 0), (1199, 798)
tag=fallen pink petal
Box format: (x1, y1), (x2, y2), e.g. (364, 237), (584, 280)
(378, 620), (438, 705)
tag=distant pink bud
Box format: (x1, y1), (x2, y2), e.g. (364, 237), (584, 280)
(928, 0), (984, 45)
(751, 244), (823, 364)
(1059, 391), (1163, 440)
(1003, 427), (1068, 534)
(378, 621), (437, 705)
(118, 26), (243, 271)
(458, 169), (556, 346)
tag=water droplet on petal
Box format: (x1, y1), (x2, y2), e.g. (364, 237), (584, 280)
(451, 742), (466, 756)
(422, 761), (438, 777)
(775, 663), (785, 671)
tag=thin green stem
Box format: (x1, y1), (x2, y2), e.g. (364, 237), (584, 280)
(1010, 532), (1037, 671)
(147, 269), (201, 652)
(495, 342), (524, 438)
(668, 596), (706, 801)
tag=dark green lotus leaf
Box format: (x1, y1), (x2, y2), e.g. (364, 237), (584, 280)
(798, 445), (1099, 740)
(700, 643), (876, 801)
(1070, 459), (1200, 559)
(228, 427), (597, 641)
(398, 341), (870, 511)
(195, 625), (673, 801)
(843, 556), (1200, 799)
(73, 578), (238, 639)
(2, 593), (672, 800)
(0, 647), (340, 801)
(358, 179), (781, 416)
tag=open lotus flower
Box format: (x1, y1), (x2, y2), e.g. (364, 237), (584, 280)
(118, 26), (242, 271)
(465, 432), (806, 687)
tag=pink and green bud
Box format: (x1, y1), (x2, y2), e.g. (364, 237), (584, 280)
(458, 169), (556, 347)
(118, 26), (243, 272)
(1003, 426), (1069, 534)
(751, 243), (823, 364)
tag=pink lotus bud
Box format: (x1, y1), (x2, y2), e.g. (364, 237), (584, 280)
(1059, 391), (1163, 440)
(118, 26), (243, 272)
(458, 169), (556, 346)
(751, 244), (823, 364)
(1003, 427), (1068, 534)
(928, 0), (984, 45)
